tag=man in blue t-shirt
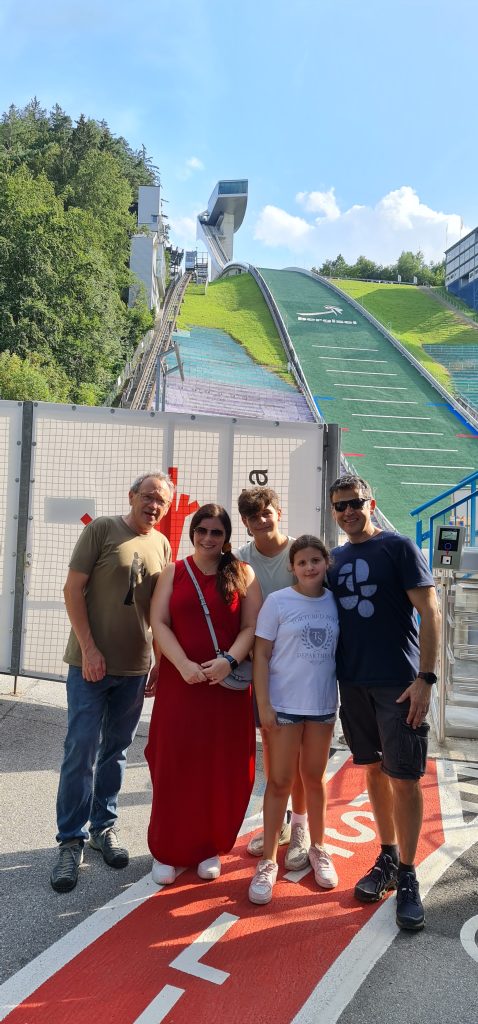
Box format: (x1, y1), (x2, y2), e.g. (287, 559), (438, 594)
(327, 474), (440, 932)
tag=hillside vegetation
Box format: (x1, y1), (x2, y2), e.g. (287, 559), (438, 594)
(333, 279), (478, 393)
(178, 273), (289, 373)
(0, 99), (157, 403)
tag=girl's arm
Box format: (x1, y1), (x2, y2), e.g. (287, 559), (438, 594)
(253, 636), (277, 730)
(202, 565), (263, 684)
(150, 564), (208, 685)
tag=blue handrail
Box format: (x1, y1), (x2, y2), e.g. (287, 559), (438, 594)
(411, 471), (478, 566)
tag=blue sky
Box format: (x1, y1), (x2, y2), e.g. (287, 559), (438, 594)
(1, 0), (477, 269)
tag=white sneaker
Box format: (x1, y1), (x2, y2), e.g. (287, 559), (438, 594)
(152, 859), (176, 885)
(248, 859), (279, 905)
(308, 844), (338, 889)
(284, 823), (310, 871)
(197, 855), (221, 880)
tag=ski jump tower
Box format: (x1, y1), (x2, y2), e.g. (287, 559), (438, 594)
(197, 179), (248, 280)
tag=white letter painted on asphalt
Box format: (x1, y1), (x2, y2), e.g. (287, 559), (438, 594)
(133, 985), (185, 1023)
(170, 912), (240, 985)
(326, 811), (376, 844)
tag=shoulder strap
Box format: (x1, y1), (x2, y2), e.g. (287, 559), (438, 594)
(183, 558), (220, 655)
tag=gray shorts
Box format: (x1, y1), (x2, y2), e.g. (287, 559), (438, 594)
(339, 685), (429, 781)
(276, 711), (336, 726)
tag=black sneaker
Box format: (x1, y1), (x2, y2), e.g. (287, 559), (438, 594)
(354, 852), (398, 903)
(89, 827), (129, 868)
(396, 871), (425, 931)
(50, 841), (83, 893)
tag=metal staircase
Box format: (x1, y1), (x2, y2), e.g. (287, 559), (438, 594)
(412, 474), (478, 739)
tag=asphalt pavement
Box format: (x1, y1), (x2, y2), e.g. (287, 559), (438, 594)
(1, 674), (477, 1023)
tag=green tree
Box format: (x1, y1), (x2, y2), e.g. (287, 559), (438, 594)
(396, 250), (426, 283)
(0, 351), (55, 401)
(0, 99), (162, 403)
(67, 150), (135, 270)
(350, 255), (382, 280)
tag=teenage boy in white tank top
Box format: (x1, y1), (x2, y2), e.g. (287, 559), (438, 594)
(236, 487), (309, 871)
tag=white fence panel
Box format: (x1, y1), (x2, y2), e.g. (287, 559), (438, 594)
(17, 404), (325, 680)
(0, 402), (23, 672)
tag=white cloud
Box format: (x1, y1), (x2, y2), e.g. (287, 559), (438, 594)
(296, 187), (340, 220)
(168, 215), (197, 247)
(177, 156), (205, 180)
(254, 186), (467, 265)
(254, 205), (314, 251)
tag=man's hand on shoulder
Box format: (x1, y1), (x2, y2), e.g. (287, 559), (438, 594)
(396, 678), (431, 728)
(81, 645), (106, 682)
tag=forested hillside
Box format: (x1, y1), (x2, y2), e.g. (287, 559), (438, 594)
(0, 100), (158, 403)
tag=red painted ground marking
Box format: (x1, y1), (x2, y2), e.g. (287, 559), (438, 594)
(80, 513), (92, 525)
(340, 427), (350, 431)
(343, 452), (365, 457)
(4, 760), (442, 1024)
(455, 433), (478, 439)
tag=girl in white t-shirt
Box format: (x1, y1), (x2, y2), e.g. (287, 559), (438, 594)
(248, 535), (339, 905)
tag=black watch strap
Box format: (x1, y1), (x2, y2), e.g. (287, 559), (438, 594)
(418, 671), (437, 685)
(221, 652), (238, 671)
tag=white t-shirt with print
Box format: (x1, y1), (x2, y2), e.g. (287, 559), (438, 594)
(255, 586), (339, 716)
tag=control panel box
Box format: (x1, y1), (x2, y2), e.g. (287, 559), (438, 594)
(432, 525), (465, 570)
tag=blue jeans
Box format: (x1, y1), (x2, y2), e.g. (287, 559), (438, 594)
(56, 666), (147, 843)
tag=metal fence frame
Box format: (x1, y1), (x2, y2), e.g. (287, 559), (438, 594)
(0, 401), (339, 689)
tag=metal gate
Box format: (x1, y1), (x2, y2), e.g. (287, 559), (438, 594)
(0, 401), (339, 682)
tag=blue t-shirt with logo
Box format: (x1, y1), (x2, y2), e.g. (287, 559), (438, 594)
(328, 531), (435, 687)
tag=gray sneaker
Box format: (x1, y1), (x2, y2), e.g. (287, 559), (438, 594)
(247, 819), (291, 857)
(284, 823), (310, 871)
(89, 827), (129, 868)
(50, 841), (84, 893)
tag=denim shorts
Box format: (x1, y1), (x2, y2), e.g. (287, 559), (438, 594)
(339, 685), (429, 781)
(276, 711), (337, 726)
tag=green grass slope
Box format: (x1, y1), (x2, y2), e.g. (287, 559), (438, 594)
(332, 279), (478, 394)
(258, 268), (478, 536)
(177, 273), (289, 373)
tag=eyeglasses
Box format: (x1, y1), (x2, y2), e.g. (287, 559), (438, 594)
(137, 492), (169, 508)
(332, 497), (371, 512)
(194, 526), (226, 538)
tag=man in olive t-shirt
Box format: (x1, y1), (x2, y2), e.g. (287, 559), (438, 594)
(50, 472), (173, 894)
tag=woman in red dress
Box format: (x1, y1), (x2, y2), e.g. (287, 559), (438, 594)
(145, 503), (262, 884)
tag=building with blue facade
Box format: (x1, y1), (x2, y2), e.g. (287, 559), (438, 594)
(445, 227), (478, 310)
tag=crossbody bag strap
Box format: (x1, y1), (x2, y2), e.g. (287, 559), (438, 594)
(183, 558), (220, 655)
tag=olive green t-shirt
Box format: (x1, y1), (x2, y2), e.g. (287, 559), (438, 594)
(63, 516), (171, 675)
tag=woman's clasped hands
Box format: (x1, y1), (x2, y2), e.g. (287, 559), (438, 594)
(179, 655), (231, 685)
(201, 655), (232, 685)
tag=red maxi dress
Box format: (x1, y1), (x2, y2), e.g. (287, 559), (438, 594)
(145, 556), (256, 866)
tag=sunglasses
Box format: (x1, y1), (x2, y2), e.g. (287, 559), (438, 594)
(332, 497), (371, 512)
(194, 526), (225, 538)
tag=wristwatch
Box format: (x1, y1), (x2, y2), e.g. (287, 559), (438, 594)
(418, 671), (437, 685)
(221, 651), (238, 671)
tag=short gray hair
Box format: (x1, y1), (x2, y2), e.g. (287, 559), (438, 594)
(130, 471), (175, 500)
(329, 474), (373, 501)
